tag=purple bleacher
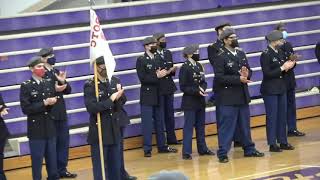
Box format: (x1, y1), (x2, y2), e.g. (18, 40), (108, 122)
(16, 93), (320, 155)
(0, 0), (283, 32)
(1, 18), (319, 71)
(1, 5), (319, 53)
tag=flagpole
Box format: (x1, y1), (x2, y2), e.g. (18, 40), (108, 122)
(89, 1), (106, 180)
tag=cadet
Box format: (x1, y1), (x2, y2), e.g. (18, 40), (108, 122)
(179, 44), (215, 160)
(136, 37), (177, 157)
(275, 23), (305, 137)
(20, 56), (61, 180)
(109, 74), (137, 180)
(207, 23), (232, 107)
(260, 30), (295, 152)
(153, 33), (180, 145)
(215, 28), (264, 163)
(37, 48), (77, 178)
(84, 56), (122, 180)
(0, 93), (9, 180)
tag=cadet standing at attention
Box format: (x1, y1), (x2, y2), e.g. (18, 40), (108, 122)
(215, 28), (264, 163)
(136, 37), (178, 158)
(260, 30), (295, 152)
(20, 56), (62, 180)
(38, 48), (77, 178)
(179, 44), (215, 160)
(153, 32), (180, 145)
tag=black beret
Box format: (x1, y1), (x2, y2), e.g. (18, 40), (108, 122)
(27, 56), (42, 67)
(265, 30), (283, 41)
(37, 47), (53, 57)
(220, 28), (236, 40)
(215, 23), (232, 32)
(142, 37), (157, 45)
(95, 56), (105, 65)
(183, 44), (199, 55)
(153, 33), (165, 40)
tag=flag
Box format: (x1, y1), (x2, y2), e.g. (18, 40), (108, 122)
(89, 9), (115, 81)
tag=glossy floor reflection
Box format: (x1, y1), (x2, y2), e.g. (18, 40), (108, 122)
(6, 117), (320, 180)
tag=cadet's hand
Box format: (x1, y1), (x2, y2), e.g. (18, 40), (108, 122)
(156, 68), (167, 78)
(281, 61), (295, 71)
(239, 66), (249, 78)
(240, 76), (252, 84)
(167, 66), (177, 74)
(199, 91), (208, 97)
(116, 89), (124, 100)
(0, 108), (9, 117)
(110, 92), (119, 102)
(55, 82), (67, 92)
(116, 84), (122, 91)
(44, 97), (57, 106)
(199, 86), (205, 93)
(55, 71), (67, 83)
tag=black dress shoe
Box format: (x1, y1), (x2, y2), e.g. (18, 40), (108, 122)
(234, 141), (242, 148)
(218, 156), (229, 163)
(158, 146), (178, 153)
(244, 150), (265, 157)
(199, 149), (215, 156)
(269, 145), (282, 152)
(124, 175), (138, 180)
(60, 171), (77, 178)
(144, 151), (152, 157)
(182, 154), (192, 160)
(168, 141), (182, 145)
(288, 130), (306, 137)
(280, 143), (295, 150)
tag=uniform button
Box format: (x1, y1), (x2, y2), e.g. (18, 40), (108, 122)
(166, 77), (169, 79)
(44, 112), (48, 115)
(280, 76), (282, 78)
(42, 93), (45, 95)
(96, 123), (98, 125)
(32, 120), (35, 122)
(147, 88), (149, 90)
(225, 87), (228, 89)
(110, 113), (112, 116)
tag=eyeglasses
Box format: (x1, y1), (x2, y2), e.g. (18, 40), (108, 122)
(97, 66), (106, 70)
(228, 36), (238, 40)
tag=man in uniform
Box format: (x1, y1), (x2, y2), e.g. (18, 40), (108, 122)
(38, 48), (77, 178)
(136, 37), (177, 157)
(215, 28), (264, 163)
(20, 56), (63, 180)
(153, 33), (180, 145)
(84, 56), (123, 180)
(260, 30), (295, 152)
(0, 93), (9, 180)
(275, 23), (305, 137)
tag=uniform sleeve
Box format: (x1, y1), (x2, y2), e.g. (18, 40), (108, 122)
(316, 42), (320, 63)
(19, 84), (47, 115)
(0, 93), (6, 111)
(207, 45), (219, 68)
(55, 69), (72, 95)
(83, 82), (114, 114)
(136, 57), (158, 84)
(243, 54), (253, 80)
(215, 56), (241, 86)
(179, 65), (199, 96)
(167, 51), (176, 76)
(260, 52), (282, 79)
(199, 64), (208, 91)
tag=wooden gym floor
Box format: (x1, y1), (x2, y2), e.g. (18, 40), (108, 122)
(5, 116), (320, 180)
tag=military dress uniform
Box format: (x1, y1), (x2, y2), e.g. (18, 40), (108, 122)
(43, 68), (73, 175)
(84, 77), (121, 180)
(215, 46), (262, 162)
(0, 94), (9, 180)
(280, 41), (305, 136)
(155, 49), (178, 144)
(136, 52), (169, 155)
(179, 45), (213, 159)
(20, 62), (59, 180)
(260, 46), (290, 149)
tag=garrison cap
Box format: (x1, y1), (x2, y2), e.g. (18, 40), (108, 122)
(153, 33), (165, 40)
(37, 47), (54, 57)
(142, 37), (157, 45)
(182, 44), (199, 55)
(265, 30), (283, 41)
(220, 27), (236, 40)
(95, 56), (105, 65)
(27, 56), (42, 67)
(215, 23), (232, 32)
